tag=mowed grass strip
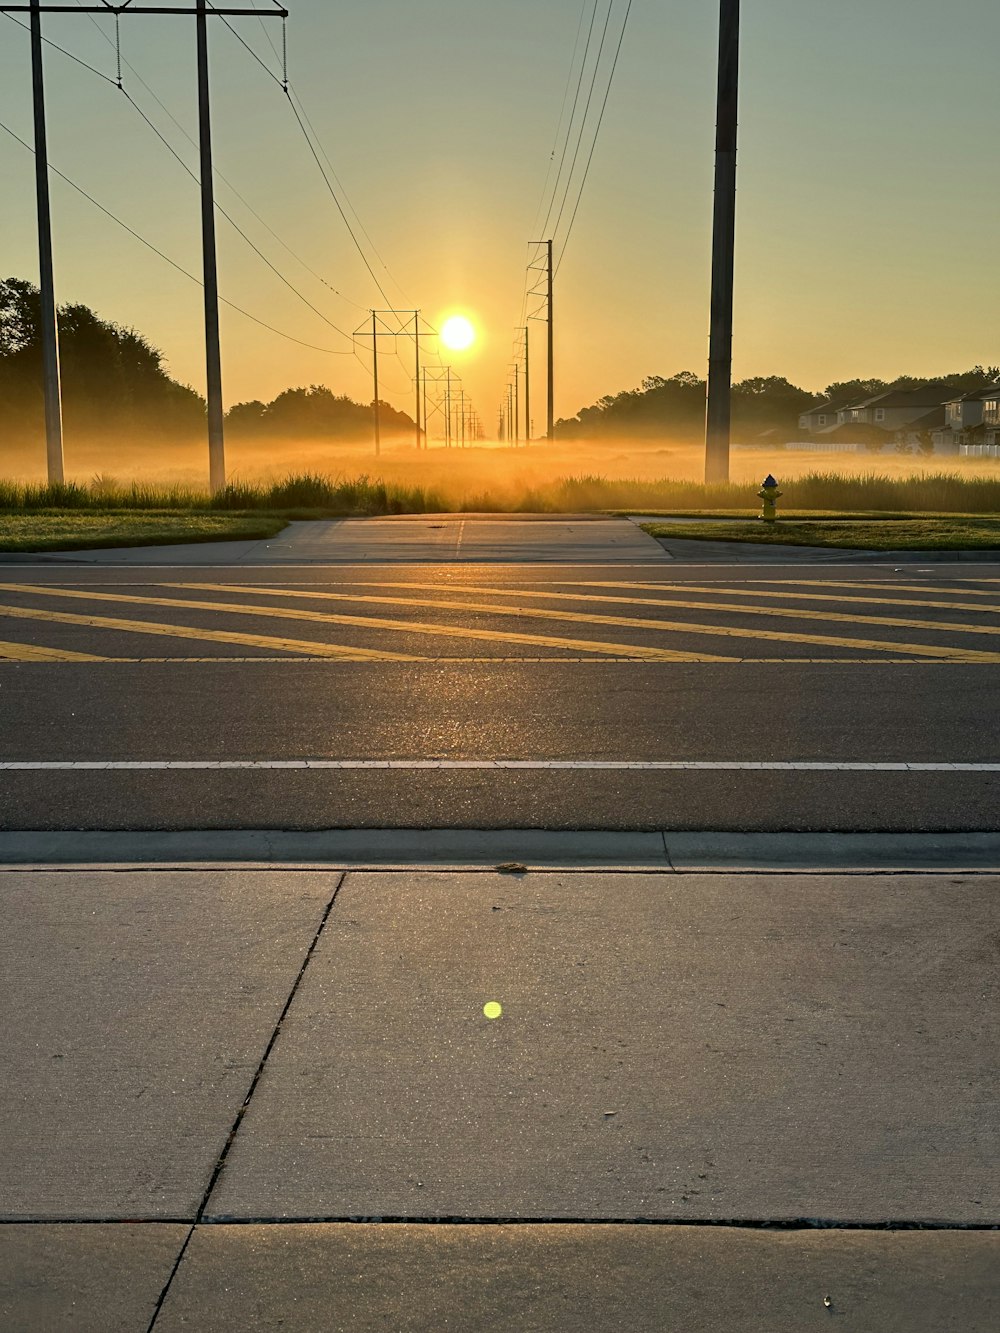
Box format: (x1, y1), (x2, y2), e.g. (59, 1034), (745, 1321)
(0, 511), (286, 552)
(640, 518), (1000, 550)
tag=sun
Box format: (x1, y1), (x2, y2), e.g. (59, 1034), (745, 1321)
(440, 315), (476, 352)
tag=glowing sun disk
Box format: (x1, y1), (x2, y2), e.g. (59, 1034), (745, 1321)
(440, 315), (476, 351)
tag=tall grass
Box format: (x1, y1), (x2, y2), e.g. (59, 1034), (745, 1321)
(1, 470), (999, 515)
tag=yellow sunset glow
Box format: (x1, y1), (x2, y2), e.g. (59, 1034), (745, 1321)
(440, 315), (476, 352)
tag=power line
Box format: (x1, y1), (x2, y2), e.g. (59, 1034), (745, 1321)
(208, 3), (284, 87)
(555, 0), (632, 271)
(2, 10), (118, 85)
(537, 0), (601, 242)
(117, 85), (357, 346)
(549, 0), (617, 245)
(528, 0), (590, 240)
(0, 117), (353, 356)
(72, 0), (370, 314)
(202, 8), (428, 365)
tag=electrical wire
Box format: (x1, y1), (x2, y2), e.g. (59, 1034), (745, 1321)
(555, 0), (632, 273)
(528, 0), (590, 241)
(11, 2), (423, 401)
(206, 12), (425, 352)
(117, 87), (357, 346)
(73, 0), (370, 314)
(537, 0), (601, 242)
(0, 117), (352, 356)
(207, 3), (284, 87)
(2, 12), (119, 86)
(549, 0), (617, 244)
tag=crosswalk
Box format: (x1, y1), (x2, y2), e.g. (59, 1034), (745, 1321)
(1, 576), (999, 664)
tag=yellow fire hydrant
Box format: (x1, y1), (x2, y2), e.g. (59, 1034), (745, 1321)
(758, 474), (782, 524)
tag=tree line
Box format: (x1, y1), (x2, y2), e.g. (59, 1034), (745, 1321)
(0, 279), (414, 449)
(556, 368), (999, 442)
(4, 279), (995, 451)
(1, 277), (205, 445)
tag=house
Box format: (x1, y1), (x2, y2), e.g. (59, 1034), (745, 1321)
(797, 398), (855, 433)
(935, 384), (1000, 456)
(835, 382), (956, 431)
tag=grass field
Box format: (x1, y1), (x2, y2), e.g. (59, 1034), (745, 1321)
(0, 512), (286, 553)
(3, 466), (1000, 518)
(640, 518), (1000, 550)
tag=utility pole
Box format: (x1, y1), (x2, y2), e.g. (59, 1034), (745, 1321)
(521, 325), (529, 444)
(412, 312), (421, 449)
(370, 311), (381, 456)
(28, 0), (62, 484)
(445, 367), (452, 448)
(529, 239), (554, 440)
(356, 311), (432, 451)
(6, 3), (290, 492)
(545, 239), (554, 440)
(705, 0), (740, 485)
(196, 0), (225, 492)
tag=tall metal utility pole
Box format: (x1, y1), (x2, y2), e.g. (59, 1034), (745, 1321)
(527, 239), (554, 439)
(705, 0), (740, 485)
(545, 239), (553, 439)
(28, 0), (62, 483)
(196, 0), (225, 492)
(520, 325), (530, 443)
(357, 311), (434, 450)
(5, 3), (290, 492)
(412, 312), (421, 449)
(370, 311), (381, 456)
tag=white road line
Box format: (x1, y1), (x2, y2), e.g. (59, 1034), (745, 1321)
(0, 761), (996, 772)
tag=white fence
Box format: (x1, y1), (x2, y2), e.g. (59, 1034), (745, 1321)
(781, 441), (866, 454)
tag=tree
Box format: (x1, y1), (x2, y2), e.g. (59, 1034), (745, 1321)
(225, 384), (415, 442)
(824, 378), (888, 402)
(0, 277), (204, 445)
(732, 376), (814, 437)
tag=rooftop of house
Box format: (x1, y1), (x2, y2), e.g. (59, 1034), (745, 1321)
(907, 406), (947, 429)
(853, 382), (957, 410)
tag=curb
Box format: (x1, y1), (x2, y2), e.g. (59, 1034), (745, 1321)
(2, 829), (999, 871)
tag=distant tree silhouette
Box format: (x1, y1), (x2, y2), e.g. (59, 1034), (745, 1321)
(558, 371), (812, 441)
(823, 378), (889, 402)
(0, 277), (204, 444)
(225, 384), (415, 441)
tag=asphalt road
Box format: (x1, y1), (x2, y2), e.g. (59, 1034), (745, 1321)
(1, 558), (999, 830)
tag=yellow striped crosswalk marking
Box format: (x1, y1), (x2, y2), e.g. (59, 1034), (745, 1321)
(330, 577), (1000, 620)
(569, 577), (1000, 602)
(184, 582), (1000, 662)
(0, 602), (423, 661)
(0, 638), (109, 662)
(0, 585), (733, 662)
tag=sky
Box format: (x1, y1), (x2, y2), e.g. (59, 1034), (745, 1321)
(1, 0), (998, 433)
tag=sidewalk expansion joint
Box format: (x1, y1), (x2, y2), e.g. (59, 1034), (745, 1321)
(144, 870), (347, 1332)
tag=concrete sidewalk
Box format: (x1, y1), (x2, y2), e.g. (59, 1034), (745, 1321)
(0, 515), (671, 566)
(0, 865), (997, 1328)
